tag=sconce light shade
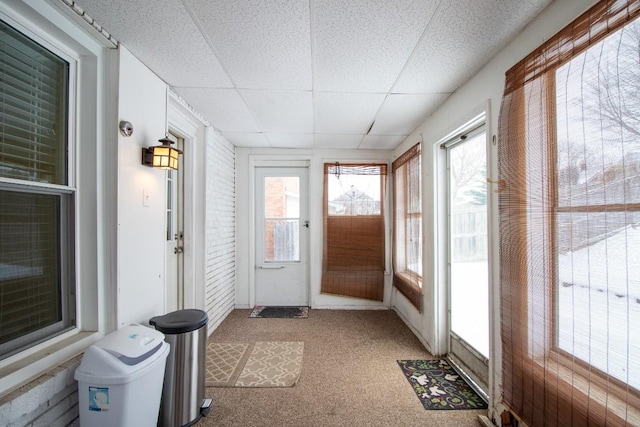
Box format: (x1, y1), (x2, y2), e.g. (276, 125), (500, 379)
(142, 136), (182, 170)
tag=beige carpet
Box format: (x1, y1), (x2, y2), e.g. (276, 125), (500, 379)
(207, 341), (303, 387)
(201, 310), (486, 427)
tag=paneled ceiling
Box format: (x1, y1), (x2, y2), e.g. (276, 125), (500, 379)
(72, 0), (553, 150)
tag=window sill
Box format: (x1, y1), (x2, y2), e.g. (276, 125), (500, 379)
(532, 356), (640, 425)
(0, 331), (101, 398)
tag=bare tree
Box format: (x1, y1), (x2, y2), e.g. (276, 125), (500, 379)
(450, 136), (486, 204)
(586, 19), (640, 141)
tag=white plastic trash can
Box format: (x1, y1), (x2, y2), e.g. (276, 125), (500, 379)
(74, 324), (170, 427)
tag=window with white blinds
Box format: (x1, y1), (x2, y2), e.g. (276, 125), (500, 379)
(0, 19), (75, 359)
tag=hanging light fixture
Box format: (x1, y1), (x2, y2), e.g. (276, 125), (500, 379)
(142, 134), (182, 170)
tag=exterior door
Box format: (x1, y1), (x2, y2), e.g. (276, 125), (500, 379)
(255, 167), (309, 306)
(165, 133), (184, 312)
(446, 126), (489, 394)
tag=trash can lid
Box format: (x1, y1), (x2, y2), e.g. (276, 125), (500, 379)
(93, 324), (166, 365)
(149, 309), (208, 334)
(75, 326), (169, 385)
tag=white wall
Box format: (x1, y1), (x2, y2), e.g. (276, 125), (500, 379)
(235, 147), (393, 310)
(391, 0), (598, 420)
(116, 49), (223, 328)
(116, 46), (169, 327)
(206, 128), (237, 331)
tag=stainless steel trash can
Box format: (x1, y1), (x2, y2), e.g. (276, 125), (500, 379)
(149, 309), (210, 427)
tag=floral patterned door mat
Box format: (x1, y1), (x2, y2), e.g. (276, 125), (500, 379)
(397, 359), (487, 410)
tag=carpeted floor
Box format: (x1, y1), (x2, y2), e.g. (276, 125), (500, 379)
(200, 309), (485, 427)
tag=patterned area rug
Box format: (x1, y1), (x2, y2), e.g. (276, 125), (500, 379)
(207, 341), (304, 387)
(249, 306), (309, 318)
(397, 359), (487, 410)
(206, 343), (251, 387)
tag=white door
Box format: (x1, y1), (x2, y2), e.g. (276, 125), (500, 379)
(255, 167), (309, 306)
(446, 126), (489, 393)
(165, 133), (184, 312)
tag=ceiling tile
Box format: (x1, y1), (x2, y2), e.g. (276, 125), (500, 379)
(394, 0), (553, 93)
(370, 93), (450, 136)
(74, 0), (554, 150)
(241, 90), (313, 133)
(314, 93), (386, 134)
(221, 132), (271, 147)
(74, 0), (232, 88)
(360, 135), (405, 150)
(174, 88), (260, 132)
(266, 133), (314, 149)
(314, 134), (363, 149)
(186, 0), (312, 90)
(313, 0), (439, 92)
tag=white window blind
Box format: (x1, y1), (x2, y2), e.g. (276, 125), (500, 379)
(0, 19), (74, 359)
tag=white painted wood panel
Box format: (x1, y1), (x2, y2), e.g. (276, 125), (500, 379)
(205, 131), (236, 332)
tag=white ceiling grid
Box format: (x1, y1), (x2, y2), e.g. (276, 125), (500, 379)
(72, 0), (553, 150)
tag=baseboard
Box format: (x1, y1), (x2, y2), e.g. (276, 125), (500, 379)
(391, 307), (433, 355)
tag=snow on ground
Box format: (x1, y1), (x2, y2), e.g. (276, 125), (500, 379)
(447, 225), (639, 389)
(451, 261), (489, 358)
(558, 224), (640, 390)
(559, 224), (640, 300)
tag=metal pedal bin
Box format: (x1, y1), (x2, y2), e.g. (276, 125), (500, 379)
(149, 309), (211, 427)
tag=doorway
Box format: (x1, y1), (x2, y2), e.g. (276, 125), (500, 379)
(444, 123), (489, 394)
(254, 166), (309, 306)
(165, 132), (184, 312)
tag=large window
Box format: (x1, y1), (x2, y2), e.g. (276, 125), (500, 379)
(555, 17), (640, 391)
(498, 0), (640, 425)
(322, 163), (387, 301)
(0, 19), (75, 359)
(392, 144), (422, 310)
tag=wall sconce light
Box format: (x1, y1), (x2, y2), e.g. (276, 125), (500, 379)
(142, 135), (182, 170)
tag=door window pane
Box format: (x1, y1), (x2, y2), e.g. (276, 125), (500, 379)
(449, 132), (489, 358)
(264, 177), (299, 262)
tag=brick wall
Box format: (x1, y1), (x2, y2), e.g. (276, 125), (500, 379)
(205, 131), (236, 331)
(0, 356), (81, 427)
(263, 176), (300, 260)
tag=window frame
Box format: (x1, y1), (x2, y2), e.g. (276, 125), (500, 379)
(546, 65), (640, 399)
(400, 158), (422, 278)
(0, 18), (78, 359)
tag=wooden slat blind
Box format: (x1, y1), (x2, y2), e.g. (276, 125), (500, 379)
(498, 1), (640, 425)
(321, 163), (387, 301)
(392, 143), (422, 311)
